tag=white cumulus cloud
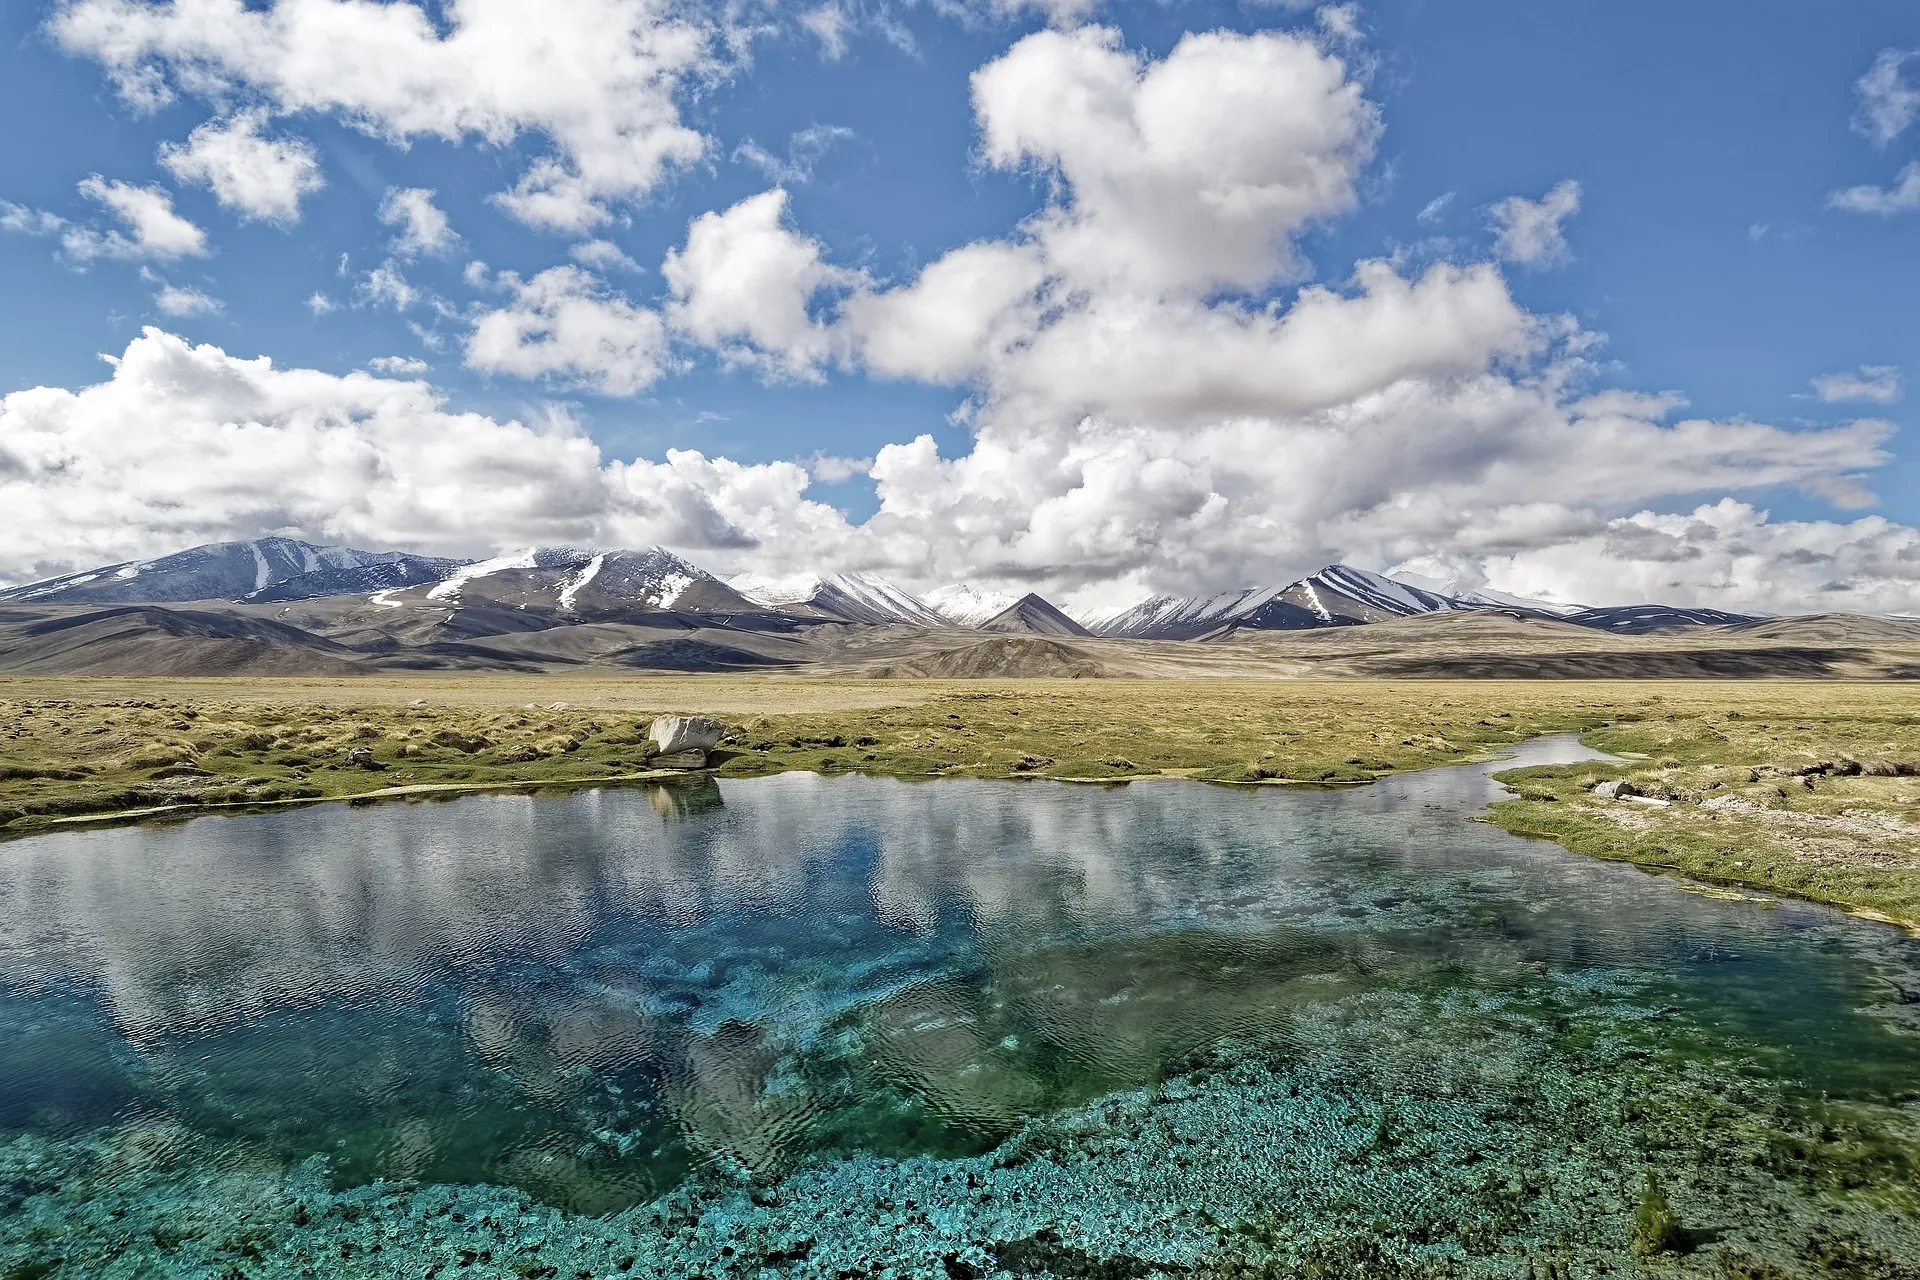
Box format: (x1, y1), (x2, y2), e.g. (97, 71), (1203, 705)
(13, 18), (1920, 618)
(663, 189), (863, 380)
(379, 187), (458, 257)
(158, 109), (323, 223)
(0, 329), (844, 584)
(63, 176), (208, 262)
(970, 25), (1379, 294)
(570, 239), (642, 272)
(1488, 179), (1581, 267)
(465, 266), (670, 395)
(152, 282), (221, 316)
(52, 0), (714, 232)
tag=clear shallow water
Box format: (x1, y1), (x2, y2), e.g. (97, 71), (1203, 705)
(3, 737), (1920, 1276)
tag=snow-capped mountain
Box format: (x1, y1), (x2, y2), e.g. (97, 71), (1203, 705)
(979, 593), (1092, 637)
(406, 546), (757, 616)
(1093, 565), (1472, 639)
(243, 556), (468, 604)
(0, 537), (468, 606)
(727, 571), (952, 627)
(1089, 587), (1294, 640)
(1386, 569), (1586, 617)
(926, 583), (1020, 627)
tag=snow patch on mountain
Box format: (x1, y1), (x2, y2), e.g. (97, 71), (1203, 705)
(927, 583), (1020, 627)
(1094, 565), (1479, 638)
(729, 570), (951, 626)
(1387, 569), (1585, 616)
(1085, 587), (1283, 636)
(1311, 565), (1463, 616)
(557, 553), (607, 611)
(654, 572), (695, 609)
(727, 572), (821, 607)
(427, 548), (540, 602)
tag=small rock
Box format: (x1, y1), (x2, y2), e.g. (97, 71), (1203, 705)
(344, 747), (384, 771)
(653, 749), (708, 771)
(1592, 779), (1638, 800)
(1701, 794), (1760, 813)
(649, 715), (724, 756)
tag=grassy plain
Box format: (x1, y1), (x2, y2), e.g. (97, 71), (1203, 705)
(3, 675), (1919, 929)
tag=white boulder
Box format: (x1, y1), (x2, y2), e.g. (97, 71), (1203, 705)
(649, 714), (724, 757)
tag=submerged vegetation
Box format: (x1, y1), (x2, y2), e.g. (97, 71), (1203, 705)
(6, 976), (1918, 1277)
(4, 677), (1920, 1275)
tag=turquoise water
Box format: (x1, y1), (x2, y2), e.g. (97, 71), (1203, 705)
(2, 737), (1918, 1277)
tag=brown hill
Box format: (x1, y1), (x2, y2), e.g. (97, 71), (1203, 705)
(0, 606), (363, 676)
(871, 637), (1107, 678)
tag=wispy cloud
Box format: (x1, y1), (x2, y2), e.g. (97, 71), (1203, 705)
(733, 125), (857, 185)
(1853, 49), (1920, 148)
(1830, 161), (1920, 215)
(1813, 364), (1903, 405)
(1488, 180), (1581, 267)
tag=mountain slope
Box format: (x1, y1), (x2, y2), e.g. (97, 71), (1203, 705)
(1097, 565), (1470, 639)
(0, 538), (467, 606)
(978, 593), (1092, 637)
(925, 583), (1020, 627)
(243, 555), (468, 603)
(1386, 569), (1585, 616)
(404, 546), (758, 616)
(0, 605), (364, 676)
(1563, 605), (1759, 634)
(728, 571), (951, 627)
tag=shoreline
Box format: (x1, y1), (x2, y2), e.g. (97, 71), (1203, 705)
(3, 744), (1526, 839)
(4, 677), (1916, 934)
(9, 748), (1916, 942)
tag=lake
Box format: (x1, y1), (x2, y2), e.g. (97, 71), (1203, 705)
(2, 736), (1917, 1277)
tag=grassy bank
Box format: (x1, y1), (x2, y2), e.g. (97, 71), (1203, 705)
(4, 676), (1919, 930)
(1487, 696), (1920, 931)
(0, 675), (1609, 832)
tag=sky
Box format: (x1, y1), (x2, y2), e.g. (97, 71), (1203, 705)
(2, 0), (1918, 617)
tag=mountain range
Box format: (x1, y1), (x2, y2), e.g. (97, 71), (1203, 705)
(0, 536), (1760, 636)
(11, 536), (1882, 678)
(0, 537), (463, 608)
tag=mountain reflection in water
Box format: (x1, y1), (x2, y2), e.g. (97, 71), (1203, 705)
(2, 736), (1918, 1213)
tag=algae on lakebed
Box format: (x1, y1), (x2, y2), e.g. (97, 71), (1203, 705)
(5, 980), (1919, 1279)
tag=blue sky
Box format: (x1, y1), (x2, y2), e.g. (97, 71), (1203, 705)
(3, 0), (1919, 613)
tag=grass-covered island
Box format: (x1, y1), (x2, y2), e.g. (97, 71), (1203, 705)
(4, 675), (1919, 930)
